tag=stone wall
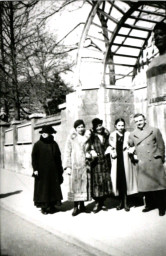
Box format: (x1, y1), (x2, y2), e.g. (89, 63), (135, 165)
(1, 83), (165, 174)
(2, 115), (63, 175)
(1, 87), (135, 175)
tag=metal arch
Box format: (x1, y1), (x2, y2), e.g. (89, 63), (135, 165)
(103, 1), (166, 84)
(74, 0), (115, 88)
(75, 0), (166, 88)
(103, 1), (143, 84)
(74, 0), (101, 88)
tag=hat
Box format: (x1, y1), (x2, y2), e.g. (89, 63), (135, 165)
(92, 118), (103, 130)
(73, 119), (85, 129)
(39, 125), (57, 134)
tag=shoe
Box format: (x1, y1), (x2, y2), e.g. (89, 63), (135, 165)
(41, 208), (48, 215)
(101, 205), (108, 211)
(48, 206), (58, 214)
(124, 205), (130, 212)
(56, 201), (62, 206)
(93, 202), (101, 213)
(79, 202), (86, 212)
(80, 205), (86, 212)
(116, 201), (123, 210)
(116, 205), (123, 210)
(142, 207), (154, 212)
(72, 207), (79, 216)
(159, 209), (165, 216)
(98, 199), (107, 211)
(124, 195), (130, 212)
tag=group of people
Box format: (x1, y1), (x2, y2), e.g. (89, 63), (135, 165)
(31, 113), (166, 217)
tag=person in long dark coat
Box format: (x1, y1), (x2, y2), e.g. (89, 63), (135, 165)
(129, 113), (166, 216)
(89, 118), (112, 213)
(32, 125), (63, 214)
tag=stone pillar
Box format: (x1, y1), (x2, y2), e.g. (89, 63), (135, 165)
(146, 53), (166, 159)
(65, 88), (99, 130)
(29, 113), (46, 144)
(0, 121), (10, 169)
(64, 86), (134, 132)
(11, 120), (21, 171)
(103, 86), (134, 132)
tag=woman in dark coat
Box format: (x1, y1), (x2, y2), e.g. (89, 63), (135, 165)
(90, 118), (112, 213)
(32, 125), (63, 214)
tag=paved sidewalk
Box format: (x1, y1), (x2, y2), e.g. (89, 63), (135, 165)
(0, 169), (166, 256)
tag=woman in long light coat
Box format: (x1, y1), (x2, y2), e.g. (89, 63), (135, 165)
(109, 118), (138, 211)
(63, 120), (91, 216)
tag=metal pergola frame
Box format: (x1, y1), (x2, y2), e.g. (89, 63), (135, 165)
(75, 0), (166, 87)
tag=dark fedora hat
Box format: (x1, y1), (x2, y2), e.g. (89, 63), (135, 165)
(39, 125), (57, 134)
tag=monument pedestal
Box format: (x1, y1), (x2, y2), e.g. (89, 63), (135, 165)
(147, 54), (166, 153)
(64, 86), (134, 132)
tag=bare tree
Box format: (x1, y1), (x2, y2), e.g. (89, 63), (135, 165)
(21, 25), (74, 115)
(0, 0), (76, 120)
(0, 1), (39, 120)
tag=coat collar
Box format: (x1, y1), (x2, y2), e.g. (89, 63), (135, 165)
(133, 125), (153, 145)
(110, 130), (129, 149)
(70, 129), (91, 142)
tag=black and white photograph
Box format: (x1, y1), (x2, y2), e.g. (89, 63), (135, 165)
(0, 1), (166, 256)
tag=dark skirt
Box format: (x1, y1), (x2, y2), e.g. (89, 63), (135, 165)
(116, 134), (127, 196)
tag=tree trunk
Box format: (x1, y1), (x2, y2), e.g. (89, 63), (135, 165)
(9, 2), (20, 120)
(0, 2), (9, 121)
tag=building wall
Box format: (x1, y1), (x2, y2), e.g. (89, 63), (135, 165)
(133, 86), (148, 118)
(1, 81), (165, 174)
(147, 54), (166, 154)
(1, 87), (134, 175)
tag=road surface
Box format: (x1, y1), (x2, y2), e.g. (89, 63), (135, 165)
(0, 207), (96, 256)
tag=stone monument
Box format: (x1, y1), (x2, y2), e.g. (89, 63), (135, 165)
(146, 22), (166, 152)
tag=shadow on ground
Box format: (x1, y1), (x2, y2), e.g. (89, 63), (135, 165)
(0, 190), (23, 199)
(59, 201), (74, 212)
(57, 194), (144, 214)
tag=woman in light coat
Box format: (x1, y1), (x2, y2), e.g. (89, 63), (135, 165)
(109, 118), (138, 211)
(63, 120), (91, 216)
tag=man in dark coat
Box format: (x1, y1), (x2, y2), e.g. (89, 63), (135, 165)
(129, 114), (166, 216)
(32, 125), (63, 214)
